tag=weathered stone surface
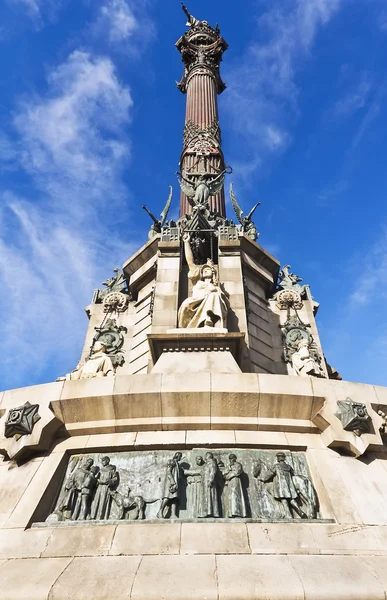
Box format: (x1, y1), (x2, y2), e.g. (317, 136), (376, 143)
(332, 454), (387, 525)
(0, 527), (53, 558)
(113, 375), (162, 421)
(85, 432), (137, 451)
(58, 377), (115, 424)
(306, 448), (361, 524)
(152, 349), (241, 374)
(211, 374), (259, 422)
(0, 458), (41, 528)
(131, 555), (218, 600)
(52, 436), (91, 453)
(110, 523), (181, 555)
(360, 556), (387, 592)
(181, 522), (249, 554)
(5, 452), (65, 529)
(0, 381), (64, 410)
(134, 430), (185, 447)
(0, 557), (72, 600)
(186, 430), (236, 446)
(258, 374), (315, 420)
(160, 373), (211, 422)
(43, 525), (116, 557)
(217, 554), (304, 600)
(234, 430), (288, 447)
(289, 555), (385, 600)
(247, 523), (317, 554)
(49, 556), (140, 600)
(310, 523), (387, 555)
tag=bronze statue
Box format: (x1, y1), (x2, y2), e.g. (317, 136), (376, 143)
(58, 457), (96, 521)
(181, 2), (199, 27)
(183, 456), (205, 518)
(157, 452), (182, 519)
(91, 457), (119, 520)
(221, 454), (247, 518)
(230, 183), (260, 241)
(258, 453), (307, 519)
(142, 186), (172, 239)
(110, 488), (146, 520)
(176, 166), (232, 209)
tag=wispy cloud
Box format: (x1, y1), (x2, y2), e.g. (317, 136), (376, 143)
(316, 179), (348, 205)
(92, 0), (155, 51)
(223, 0), (343, 179)
(333, 76), (373, 118)
(349, 226), (387, 306)
(100, 0), (138, 42)
(0, 50), (138, 389)
(6, 0), (65, 27)
(7, 0), (41, 17)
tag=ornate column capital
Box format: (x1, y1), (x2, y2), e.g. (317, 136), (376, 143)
(176, 23), (228, 94)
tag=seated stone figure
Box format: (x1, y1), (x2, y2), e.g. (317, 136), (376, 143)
(291, 339), (321, 377)
(178, 233), (229, 329)
(57, 341), (114, 381)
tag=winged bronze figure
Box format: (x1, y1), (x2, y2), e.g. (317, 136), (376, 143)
(142, 186), (173, 239)
(230, 183), (260, 241)
(177, 166), (232, 209)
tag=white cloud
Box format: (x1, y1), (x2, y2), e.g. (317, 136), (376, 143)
(100, 0), (138, 43)
(14, 51), (132, 213)
(334, 76), (372, 118)
(0, 51), (137, 389)
(92, 0), (154, 50)
(223, 0), (343, 179)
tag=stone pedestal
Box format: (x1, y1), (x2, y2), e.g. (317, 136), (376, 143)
(148, 331), (243, 374)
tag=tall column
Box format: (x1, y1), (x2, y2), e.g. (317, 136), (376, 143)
(176, 9), (228, 218)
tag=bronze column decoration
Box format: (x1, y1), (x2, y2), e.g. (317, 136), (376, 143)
(176, 4), (228, 218)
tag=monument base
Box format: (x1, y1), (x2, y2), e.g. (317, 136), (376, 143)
(148, 331), (244, 374)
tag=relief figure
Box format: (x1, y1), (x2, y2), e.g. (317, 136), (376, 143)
(91, 457), (119, 520)
(259, 453), (307, 519)
(157, 452), (182, 519)
(58, 457), (96, 521)
(183, 456), (205, 518)
(221, 454), (247, 518)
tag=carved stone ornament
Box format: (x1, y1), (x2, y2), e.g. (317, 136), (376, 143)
(102, 291), (128, 313)
(94, 318), (127, 368)
(276, 289), (303, 310)
(5, 402), (41, 440)
(183, 120), (221, 152)
(335, 398), (372, 437)
(46, 448), (321, 523)
(281, 311), (324, 378)
(0, 399), (62, 462)
(93, 268), (128, 304)
(277, 265), (307, 296)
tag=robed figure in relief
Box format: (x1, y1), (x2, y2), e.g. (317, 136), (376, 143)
(90, 456), (119, 520)
(178, 233), (229, 329)
(221, 454), (247, 518)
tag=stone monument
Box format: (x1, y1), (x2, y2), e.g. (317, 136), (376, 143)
(0, 5), (387, 600)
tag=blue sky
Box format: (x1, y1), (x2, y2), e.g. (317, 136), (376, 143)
(1, 0), (387, 390)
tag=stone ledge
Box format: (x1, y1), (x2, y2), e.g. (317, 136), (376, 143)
(0, 553), (386, 599)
